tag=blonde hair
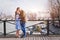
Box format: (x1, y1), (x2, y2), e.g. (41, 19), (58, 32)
(20, 10), (26, 22)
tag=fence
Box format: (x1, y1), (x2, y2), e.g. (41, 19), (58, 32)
(0, 20), (60, 36)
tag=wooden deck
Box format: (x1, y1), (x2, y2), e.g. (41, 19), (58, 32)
(0, 34), (60, 40)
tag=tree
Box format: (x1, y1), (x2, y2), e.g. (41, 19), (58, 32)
(48, 0), (60, 27)
(49, 0), (58, 19)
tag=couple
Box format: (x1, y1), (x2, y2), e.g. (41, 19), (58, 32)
(15, 7), (26, 38)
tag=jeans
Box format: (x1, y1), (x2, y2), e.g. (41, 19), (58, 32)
(20, 21), (26, 36)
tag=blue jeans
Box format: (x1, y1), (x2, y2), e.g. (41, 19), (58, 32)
(20, 21), (26, 36)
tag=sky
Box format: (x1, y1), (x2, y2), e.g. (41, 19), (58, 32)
(0, 0), (49, 15)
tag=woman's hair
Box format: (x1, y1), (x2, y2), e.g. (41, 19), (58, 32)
(16, 7), (20, 10)
(20, 10), (24, 16)
(20, 10), (26, 22)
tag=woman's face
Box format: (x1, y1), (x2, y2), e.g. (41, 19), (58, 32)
(18, 8), (20, 11)
(16, 7), (20, 11)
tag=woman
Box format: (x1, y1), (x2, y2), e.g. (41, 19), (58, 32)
(15, 7), (21, 37)
(20, 10), (26, 38)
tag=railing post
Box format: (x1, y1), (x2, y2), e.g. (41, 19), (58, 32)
(3, 20), (6, 36)
(47, 20), (49, 35)
(59, 20), (60, 27)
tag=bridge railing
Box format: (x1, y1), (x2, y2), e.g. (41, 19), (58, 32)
(0, 20), (60, 36)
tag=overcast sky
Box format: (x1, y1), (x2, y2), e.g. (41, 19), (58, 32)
(0, 0), (49, 15)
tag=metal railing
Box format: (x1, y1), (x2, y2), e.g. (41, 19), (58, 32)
(0, 20), (60, 36)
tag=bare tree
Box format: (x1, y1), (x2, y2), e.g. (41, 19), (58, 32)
(49, 0), (59, 19)
(57, 0), (60, 19)
(57, 0), (60, 27)
(48, 0), (60, 26)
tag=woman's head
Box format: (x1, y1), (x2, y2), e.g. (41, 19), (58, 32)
(16, 7), (20, 11)
(15, 7), (21, 14)
(20, 10), (26, 22)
